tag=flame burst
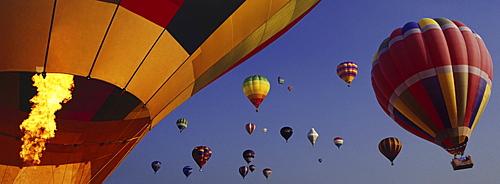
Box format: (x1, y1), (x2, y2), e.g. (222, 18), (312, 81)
(19, 73), (74, 165)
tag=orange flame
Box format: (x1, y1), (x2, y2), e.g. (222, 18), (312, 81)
(19, 73), (74, 165)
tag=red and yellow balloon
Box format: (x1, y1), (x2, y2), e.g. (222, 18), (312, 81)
(371, 18), (493, 156)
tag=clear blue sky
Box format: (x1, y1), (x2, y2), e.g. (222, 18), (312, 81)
(106, 1), (500, 183)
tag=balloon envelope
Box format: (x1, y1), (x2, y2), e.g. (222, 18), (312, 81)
(288, 86), (293, 91)
(278, 77), (285, 84)
(371, 18), (493, 156)
(192, 146), (212, 171)
(239, 166), (249, 179)
(243, 150), (256, 164)
(183, 166), (193, 178)
(151, 161), (161, 174)
(176, 118), (188, 132)
(249, 165), (256, 172)
(378, 137), (402, 165)
(307, 128), (319, 147)
(263, 168), (272, 179)
(337, 61), (358, 87)
(262, 128), (268, 133)
(280, 127), (293, 143)
(242, 75), (270, 112)
(245, 123), (256, 135)
(318, 158), (323, 163)
(0, 1), (320, 182)
(333, 137), (344, 149)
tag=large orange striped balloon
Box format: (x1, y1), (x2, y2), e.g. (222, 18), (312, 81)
(0, 0), (321, 183)
(372, 18), (493, 156)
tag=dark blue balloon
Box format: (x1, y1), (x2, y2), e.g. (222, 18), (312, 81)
(183, 166), (193, 178)
(151, 161), (161, 174)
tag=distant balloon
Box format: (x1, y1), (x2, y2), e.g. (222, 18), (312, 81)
(262, 128), (268, 133)
(287, 86), (293, 91)
(183, 166), (193, 178)
(280, 127), (293, 143)
(192, 146), (212, 171)
(176, 118), (188, 132)
(263, 168), (272, 180)
(318, 158), (323, 163)
(337, 61), (358, 87)
(239, 166), (249, 179)
(243, 150), (256, 164)
(151, 161), (161, 174)
(333, 137), (344, 149)
(242, 75), (270, 112)
(245, 123), (256, 135)
(307, 128), (319, 147)
(249, 165), (256, 172)
(278, 77), (285, 84)
(378, 137), (402, 166)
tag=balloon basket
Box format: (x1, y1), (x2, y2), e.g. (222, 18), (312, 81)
(451, 156), (473, 171)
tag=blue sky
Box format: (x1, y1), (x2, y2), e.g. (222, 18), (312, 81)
(106, 1), (500, 183)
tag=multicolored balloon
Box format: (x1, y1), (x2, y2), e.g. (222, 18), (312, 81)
(278, 77), (285, 84)
(280, 127), (293, 143)
(249, 165), (256, 172)
(176, 118), (188, 132)
(333, 137), (344, 149)
(372, 18), (493, 156)
(192, 146), (212, 171)
(287, 86), (293, 92)
(337, 61), (358, 87)
(243, 150), (255, 164)
(239, 166), (249, 179)
(307, 128), (319, 147)
(378, 137), (402, 166)
(263, 168), (272, 180)
(242, 75), (270, 112)
(245, 123), (256, 135)
(183, 166), (193, 178)
(151, 161), (161, 174)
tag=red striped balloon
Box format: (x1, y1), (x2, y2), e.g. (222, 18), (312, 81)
(372, 18), (492, 156)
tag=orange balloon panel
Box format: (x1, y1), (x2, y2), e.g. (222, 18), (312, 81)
(0, 0), (321, 183)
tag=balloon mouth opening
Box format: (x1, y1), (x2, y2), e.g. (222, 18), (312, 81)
(442, 137), (468, 156)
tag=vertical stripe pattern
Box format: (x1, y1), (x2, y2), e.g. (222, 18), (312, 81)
(371, 18), (493, 155)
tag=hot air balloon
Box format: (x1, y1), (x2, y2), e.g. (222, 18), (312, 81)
(245, 123), (256, 135)
(239, 166), (249, 179)
(243, 150), (255, 164)
(288, 86), (293, 92)
(242, 75), (271, 112)
(371, 18), (492, 162)
(176, 118), (188, 132)
(262, 128), (268, 133)
(183, 166), (193, 179)
(192, 146), (212, 171)
(337, 61), (358, 87)
(280, 127), (293, 143)
(278, 77), (285, 84)
(151, 161), (161, 174)
(307, 128), (319, 147)
(249, 165), (256, 172)
(263, 168), (272, 180)
(0, 0), (321, 182)
(318, 158), (323, 163)
(378, 137), (402, 166)
(333, 137), (344, 149)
